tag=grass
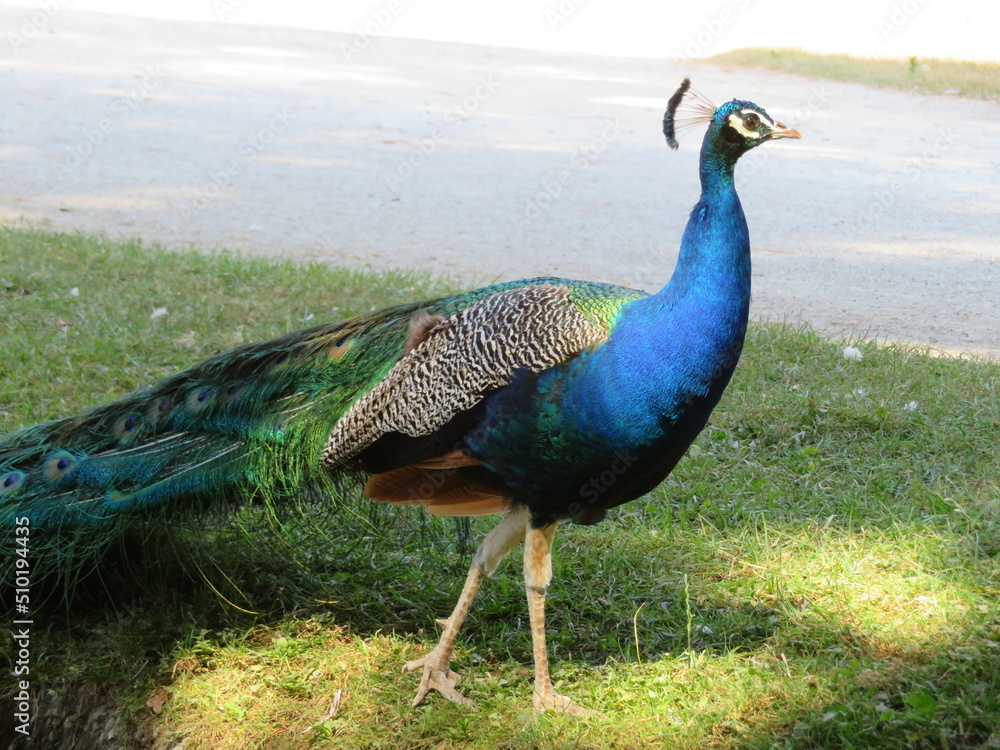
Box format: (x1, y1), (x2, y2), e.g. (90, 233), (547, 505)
(1, 226), (999, 749)
(705, 48), (1000, 102)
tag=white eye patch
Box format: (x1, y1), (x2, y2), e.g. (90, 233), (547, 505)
(726, 110), (776, 139)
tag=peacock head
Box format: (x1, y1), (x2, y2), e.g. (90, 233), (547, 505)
(663, 78), (801, 161)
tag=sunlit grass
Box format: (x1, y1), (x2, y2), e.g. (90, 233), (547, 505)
(1, 227), (998, 748)
(706, 48), (1000, 102)
(157, 519), (1000, 749)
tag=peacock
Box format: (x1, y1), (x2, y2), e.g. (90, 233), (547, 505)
(0, 79), (799, 714)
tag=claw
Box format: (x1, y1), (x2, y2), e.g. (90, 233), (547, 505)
(532, 688), (599, 717)
(403, 650), (477, 708)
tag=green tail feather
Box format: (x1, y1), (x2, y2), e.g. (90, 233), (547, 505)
(1, 309), (405, 530)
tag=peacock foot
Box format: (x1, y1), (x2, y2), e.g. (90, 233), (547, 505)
(532, 688), (598, 717)
(403, 649), (476, 708)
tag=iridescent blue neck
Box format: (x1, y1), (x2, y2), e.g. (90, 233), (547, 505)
(665, 137), (749, 303)
(554, 131), (753, 449)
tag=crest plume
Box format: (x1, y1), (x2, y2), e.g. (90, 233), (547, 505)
(663, 78), (718, 150)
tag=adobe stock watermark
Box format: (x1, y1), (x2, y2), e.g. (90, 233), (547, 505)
(213, 0), (245, 20)
(673, 0), (752, 62)
(577, 450), (638, 506)
(12, 516), (33, 737)
(52, 65), (167, 180)
(849, 126), (956, 236)
(878, 0), (930, 40)
(383, 75), (498, 190)
(545, 0), (589, 30)
(341, 0), (404, 62)
(7, 0), (69, 52)
(509, 116), (624, 226)
(183, 108), (294, 215)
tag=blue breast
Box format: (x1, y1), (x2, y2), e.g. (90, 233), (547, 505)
(555, 184), (750, 450)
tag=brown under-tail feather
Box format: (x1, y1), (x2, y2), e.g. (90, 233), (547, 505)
(412, 450), (482, 470)
(364, 464), (509, 517)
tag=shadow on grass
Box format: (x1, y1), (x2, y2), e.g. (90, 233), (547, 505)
(3, 491), (997, 749)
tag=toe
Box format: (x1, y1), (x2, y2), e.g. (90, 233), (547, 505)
(533, 690), (598, 716)
(404, 651), (477, 708)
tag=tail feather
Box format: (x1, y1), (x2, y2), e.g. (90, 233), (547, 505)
(0, 308), (414, 531)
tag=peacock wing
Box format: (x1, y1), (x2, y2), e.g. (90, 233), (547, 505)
(321, 284), (609, 472)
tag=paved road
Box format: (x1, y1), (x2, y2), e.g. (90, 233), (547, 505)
(2, 9), (997, 355)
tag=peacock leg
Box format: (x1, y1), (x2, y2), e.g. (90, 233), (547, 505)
(524, 520), (593, 715)
(404, 505), (528, 707)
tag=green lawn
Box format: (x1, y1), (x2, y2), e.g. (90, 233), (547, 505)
(1, 227), (998, 749)
(706, 48), (1000, 102)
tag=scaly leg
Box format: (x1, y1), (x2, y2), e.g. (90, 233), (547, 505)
(524, 519), (593, 715)
(404, 506), (528, 707)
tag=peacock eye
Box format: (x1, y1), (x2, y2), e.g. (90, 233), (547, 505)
(743, 113), (760, 129)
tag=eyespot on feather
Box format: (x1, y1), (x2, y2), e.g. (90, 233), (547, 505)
(1, 471), (24, 493)
(114, 414), (142, 441)
(328, 336), (352, 360)
(218, 382), (243, 404)
(148, 397), (173, 422)
(264, 350), (292, 373)
(44, 452), (76, 481)
(186, 387), (214, 411)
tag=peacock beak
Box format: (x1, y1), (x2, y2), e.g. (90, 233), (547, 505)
(768, 122), (802, 140)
